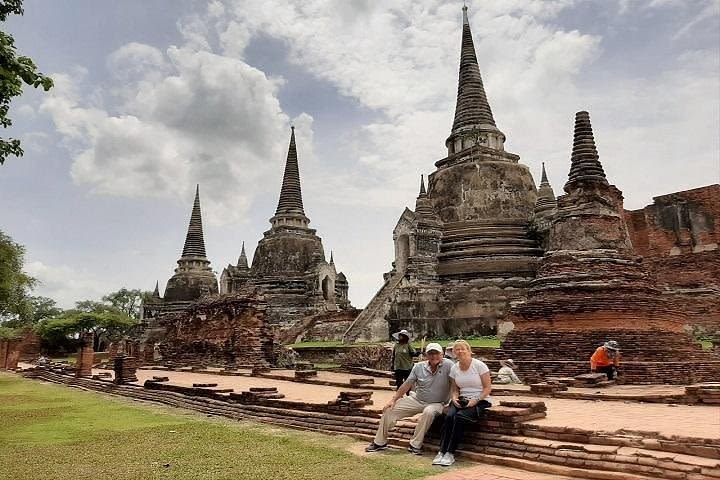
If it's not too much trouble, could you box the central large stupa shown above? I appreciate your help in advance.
[345,6,541,341]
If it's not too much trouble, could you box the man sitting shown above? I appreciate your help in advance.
[366,343,453,455]
[590,340,621,380]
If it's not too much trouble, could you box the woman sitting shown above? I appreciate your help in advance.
[433,339,492,467]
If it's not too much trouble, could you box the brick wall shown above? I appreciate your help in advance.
[625,184,720,334]
[159,293,280,367]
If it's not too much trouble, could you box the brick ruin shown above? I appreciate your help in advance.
[625,185,719,337]
[75,332,94,377]
[156,292,281,368]
[496,111,720,384]
[0,329,41,370]
[344,7,719,350]
[219,127,353,332]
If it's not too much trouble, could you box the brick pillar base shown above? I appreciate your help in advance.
[75,333,94,377]
[113,355,138,384]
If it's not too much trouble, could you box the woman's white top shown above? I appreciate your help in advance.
[450,358,492,404]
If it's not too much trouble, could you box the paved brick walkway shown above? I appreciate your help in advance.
[77,366,720,439]
[425,464,576,479]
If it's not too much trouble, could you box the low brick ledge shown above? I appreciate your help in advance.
[20,369,720,480]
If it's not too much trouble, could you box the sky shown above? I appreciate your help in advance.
[1,0,718,309]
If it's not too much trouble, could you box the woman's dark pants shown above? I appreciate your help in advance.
[439,401,492,454]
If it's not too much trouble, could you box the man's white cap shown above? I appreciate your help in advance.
[425,342,443,353]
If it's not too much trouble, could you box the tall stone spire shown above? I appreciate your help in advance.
[565,111,608,192]
[270,127,310,229]
[275,126,305,215]
[163,185,218,302]
[237,241,249,269]
[415,174,437,219]
[152,280,160,298]
[535,162,557,219]
[446,4,505,153]
[181,185,208,258]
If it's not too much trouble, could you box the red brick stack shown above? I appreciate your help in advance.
[328,391,374,411]
[685,383,720,404]
[112,354,138,384]
[75,333,94,378]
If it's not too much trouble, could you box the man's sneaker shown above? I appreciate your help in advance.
[407,445,423,455]
[365,442,387,452]
[439,452,456,466]
[432,452,444,465]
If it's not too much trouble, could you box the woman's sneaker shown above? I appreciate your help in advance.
[432,452,444,465]
[365,442,387,452]
[439,453,455,466]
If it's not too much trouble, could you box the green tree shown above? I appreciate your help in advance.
[0,230,36,322]
[102,288,150,320]
[0,325,21,340]
[3,295,61,328]
[37,301,137,351]
[0,0,53,165]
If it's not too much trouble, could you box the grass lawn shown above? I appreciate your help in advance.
[292,337,501,349]
[0,373,437,480]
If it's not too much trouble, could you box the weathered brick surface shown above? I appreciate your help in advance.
[75,333,94,377]
[624,185,720,335]
[158,293,280,368]
[502,175,720,384]
[0,329,41,369]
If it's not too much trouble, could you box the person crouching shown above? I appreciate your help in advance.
[590,340,621,380]
[366,343,452,455]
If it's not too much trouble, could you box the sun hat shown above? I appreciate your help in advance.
[500,359,516,369]
[392,329,413,341]
[425,343,443,353]
[604,340,620,351]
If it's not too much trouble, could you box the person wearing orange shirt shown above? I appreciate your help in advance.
[590,340,621,380]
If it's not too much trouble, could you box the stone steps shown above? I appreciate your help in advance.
[438,245,544,258]
[441,237,539,248]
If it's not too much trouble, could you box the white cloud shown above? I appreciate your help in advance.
[24,260,112,309]
[16,104,35,118]
[214,0,600,208]
[21,132,48,154]
[41,42,304,225]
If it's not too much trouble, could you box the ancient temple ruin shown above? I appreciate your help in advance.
[497,111,720,384]
[218,127,355,340]
[345,5,541,341]
[142,185,219,320]
[345,5,719,345]
[139,128,357,357]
